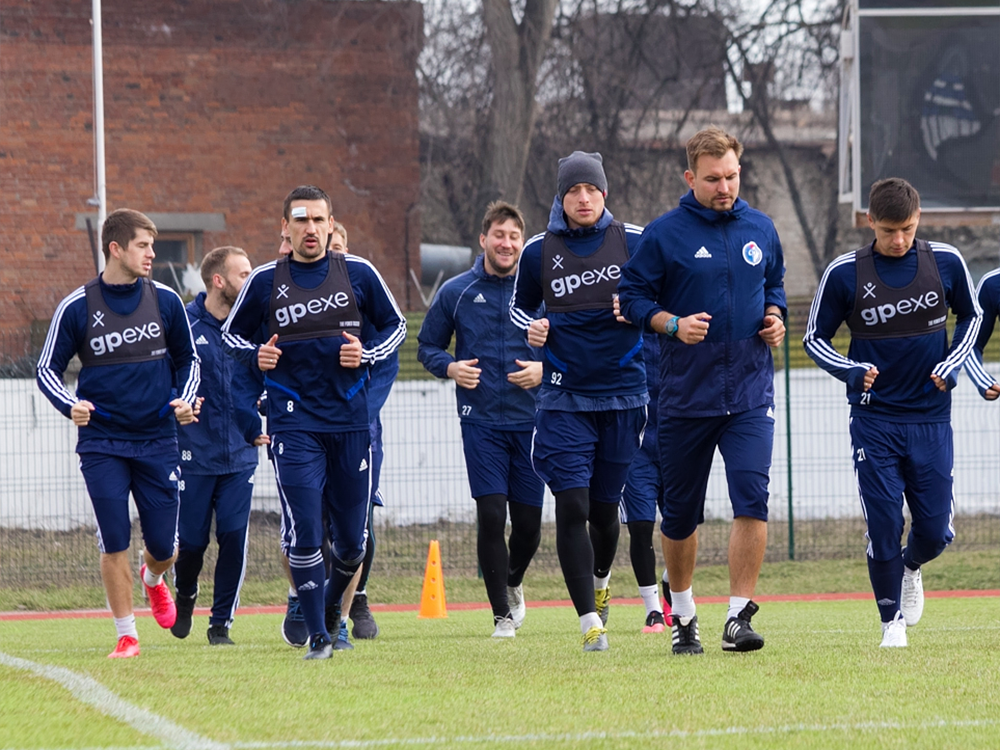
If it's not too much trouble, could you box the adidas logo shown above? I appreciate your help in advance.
[195,335,209,345]
[694,246,712,259]
[877,598,896,606]
[168,471,178,481]
[359,458,368,472]
[298,580,319,591]
[248,475,255,484]
[473,293,487,304]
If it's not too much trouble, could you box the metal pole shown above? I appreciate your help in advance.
[92,0,107,273]
[784,314,794,560]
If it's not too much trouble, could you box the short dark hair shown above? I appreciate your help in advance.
[868,178,920,223]
[101,208,157,260]
[283,185,332,221]
[686,126,743,173]
[481,200,525,237]
[200,246,248,288]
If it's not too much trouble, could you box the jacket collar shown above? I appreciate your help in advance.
[188,291,223,329]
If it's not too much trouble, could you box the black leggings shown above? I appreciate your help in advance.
[476,494,542,619]
[627,520,657,588]
[555,487,620,616]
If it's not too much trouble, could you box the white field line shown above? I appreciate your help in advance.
[0,651,228,750]
[5,719,999,750]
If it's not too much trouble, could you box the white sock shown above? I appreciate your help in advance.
[670,587,695,620]
[639,585,660,615]
[288,586,298,598]
[142,567,162,588]
[594,574,610,591]
[114,614,138,639]
[661,571,669,586]
[579,612,603,634]
[728,596,750,620]
[903,565,920,577]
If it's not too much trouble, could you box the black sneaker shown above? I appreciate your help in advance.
[350,593,379,640]
[281,595,307,648]
[303,633,332,660]
[170,588,198,639]
[207,624,235,645]
[722,601,764,652]
[661,581,672,610]
[671,614,704,655]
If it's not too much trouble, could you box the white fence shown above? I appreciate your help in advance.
[4,367,998,530]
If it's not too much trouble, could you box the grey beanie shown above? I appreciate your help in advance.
[557,151,607,199]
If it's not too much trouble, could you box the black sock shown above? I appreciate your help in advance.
[507,501,542,588]
[476,494,511,619]
[589,499,620,580]
[555,487,595,616]
[627,520,657,588]
[172,543,206,599]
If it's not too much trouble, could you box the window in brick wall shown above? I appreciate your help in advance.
[152,232,198,295]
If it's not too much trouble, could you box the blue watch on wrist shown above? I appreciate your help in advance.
[665,315,680,337]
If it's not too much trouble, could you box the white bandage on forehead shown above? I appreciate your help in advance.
[290,206,308,219]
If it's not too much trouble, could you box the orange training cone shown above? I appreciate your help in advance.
[418,539,447,618]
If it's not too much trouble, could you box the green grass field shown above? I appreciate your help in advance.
[3,596,1000,750]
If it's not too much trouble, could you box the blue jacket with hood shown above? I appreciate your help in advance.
[510,197,647,412]
[418,254,540,428]
[618,191,786,418]
[180,293,263,475]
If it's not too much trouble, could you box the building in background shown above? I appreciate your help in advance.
[0,0,423,355]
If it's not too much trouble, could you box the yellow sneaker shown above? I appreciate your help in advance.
[594,586,611,626]
[582,625,608,652]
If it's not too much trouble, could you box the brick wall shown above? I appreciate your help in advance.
[0,0,423,334]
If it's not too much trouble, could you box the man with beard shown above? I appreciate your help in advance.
[171,246,269,646]
[223,185,406,660]
[419,201,544,638]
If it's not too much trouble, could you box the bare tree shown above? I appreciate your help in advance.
[474,0,560,227]
[720,0,845,280]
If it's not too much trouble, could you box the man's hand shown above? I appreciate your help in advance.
[677,313,711,345]
[527,318,550,347]
[253,434,271,446]
[508,359,542,389]
[447,358,481,389]
[340,332,363,369]
[70,400,95,426]
[986,384,1000,401]
[193,396,204,417]
[172,398,197,425]
[258,334,281,371]
[929,374,947,393]
[613,295,630,324]
[863,366,879,392]
[759,313,786,347]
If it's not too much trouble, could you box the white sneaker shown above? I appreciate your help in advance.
[900,567,924,626]
[880,612,908,648]
[507,585,525,629]
[491,615,516,638]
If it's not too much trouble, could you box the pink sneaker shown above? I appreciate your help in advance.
[642,610,666,633]
[108,635,140,659]
[141,564,177,629]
